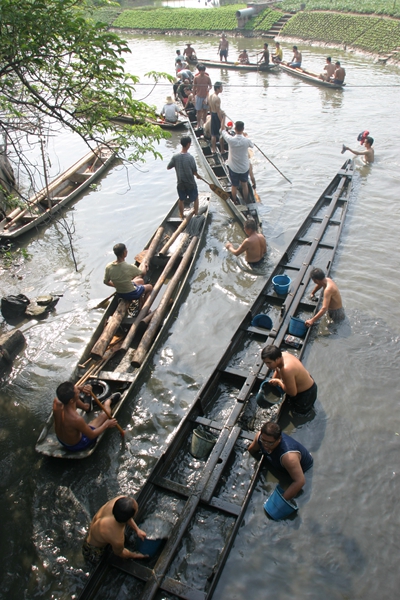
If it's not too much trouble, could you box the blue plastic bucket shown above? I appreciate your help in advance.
[272,275,291,295]
[288,316,307,337]
[264,485,298,520]
[251,314,273,329]
[137,538,165,557]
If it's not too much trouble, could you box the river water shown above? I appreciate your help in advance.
[1,34,399,600]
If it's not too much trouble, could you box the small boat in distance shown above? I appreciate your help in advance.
[279,62,346,89]
[0,143,116,241]
[35,194,210,459]
[196,58,278,72]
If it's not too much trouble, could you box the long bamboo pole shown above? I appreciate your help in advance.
[159,210,194,255]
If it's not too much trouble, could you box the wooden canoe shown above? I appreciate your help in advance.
[35,194,210,459]
[0,144,116,241]
[184,105,262,232]
[77,160,354,600]
[111,114,188,130]
[197,58,278,72]
[279,62,346,89]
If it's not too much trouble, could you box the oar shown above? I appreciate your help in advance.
[91,292,115,310]
[89,391,125,438]
[253,143,292,185]
[197,174,230,200]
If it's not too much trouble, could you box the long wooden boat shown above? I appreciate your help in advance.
[184,106,262,231]
[78,160,354,599]
[111,114,188,130]
[197,58,278,72]
[35,194,210,459]
[0,144,116,241]
[279,61,346,89]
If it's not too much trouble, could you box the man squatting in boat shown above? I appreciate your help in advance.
[53,382,118,452]
[289,46,302,68]
[305,267,345,327]
[261,345,318,415]
[225,219,266,268]
[83,496,148,563]
[247,421,313,501]
[104,243,153,308]
[167,135,201,219]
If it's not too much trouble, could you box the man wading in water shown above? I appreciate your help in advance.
[225,219,266,268]
[305,267,345,326]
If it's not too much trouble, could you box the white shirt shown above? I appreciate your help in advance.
[221,131,254,174]
[162,103,178,122]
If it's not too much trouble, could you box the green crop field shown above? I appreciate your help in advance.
[281,11,400,53]
[113,5,246,31]
[243,8,282,31]
[278,0,400,19]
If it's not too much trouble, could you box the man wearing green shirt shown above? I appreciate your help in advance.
[104,243,152,307]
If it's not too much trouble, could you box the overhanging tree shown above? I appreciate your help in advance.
[0,0,170,194]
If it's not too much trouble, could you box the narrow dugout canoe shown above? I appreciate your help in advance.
[0,144,116,241]
[279,61,346,89]
[197,58,278,72]
[35,194,210,459]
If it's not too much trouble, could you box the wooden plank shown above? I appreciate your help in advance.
[208,497,241,517]
[152,476,190,498]
[161,577,206,600]
[201,427,241,503]
[97,370,137,383]
[109,555,153,581]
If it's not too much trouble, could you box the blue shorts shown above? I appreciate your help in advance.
[118,285,145,300]
[228,167,249,187]
[57,426,96,452]
[177,183,198,203]
[211,112,221,138]
[195,96,208,111]
[289,62,301,68]
[220,50,228,59]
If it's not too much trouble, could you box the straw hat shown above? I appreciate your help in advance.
[165,96,174,104]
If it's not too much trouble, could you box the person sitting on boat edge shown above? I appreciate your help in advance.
[104,243,152,308]
[289,46,302,68]
[343,136,374,164]
[225,219,266,268]
[167,135,200,219]
[83,496,148,564]
[319,56,335,82]
[261,345,317,415]
[53,382,118,452]
[247,421,313,501]
[238,49,250,64]
[220,118,253,203]
[272,41,282,64]
[258,43,269,66]
[305,267,345,327]
[161,96,180,124]
[330,60,346,85]
[183,43,196,62]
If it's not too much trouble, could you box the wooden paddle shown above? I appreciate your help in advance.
[90,391,125,438]
[197,175,230,200]
[91,292,115,310]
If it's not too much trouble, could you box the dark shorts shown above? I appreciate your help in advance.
[328,307,345,322]
[177,183,198,203]
[333,79,344,85]
[82,535,107,564]
[118,285,145,301]
[211,112,221,138]
[287,381,317,415]
[228,167,249,187]
[220,49,228,59]
[248,256,265,268]
[57,426,96,452]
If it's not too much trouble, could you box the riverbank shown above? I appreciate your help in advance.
[95,4,400,63]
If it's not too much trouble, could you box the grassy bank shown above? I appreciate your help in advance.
[279,0,400,19]
[281,11,400,54]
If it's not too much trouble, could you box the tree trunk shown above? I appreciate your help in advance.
[159,209,194,255]
[90,299,130,358]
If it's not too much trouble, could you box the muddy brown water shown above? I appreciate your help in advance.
[1,34,400,599]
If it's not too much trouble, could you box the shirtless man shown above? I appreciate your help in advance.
[193,64,212,128]
[261,345,318,415]
[331,60,345,84]
[238,49,250,64]
[183,43,196,61]
[208,82,225,153]
[218,33,229,62]
[319,56,335,81]
[343,136,374,164]
[248,421,313,501]
[83,496,148,563]
[53,381,118,452]
[259,43,269,65]
[289,46,302,68]
[305,267,345,326]
[225,219,266,267]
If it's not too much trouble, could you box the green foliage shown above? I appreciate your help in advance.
[278,0,400,19]
[0,0,170,178]
[113,5,246,31]
[281,11,400,53]
[243,8,283,31]
[90,6,123,25]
